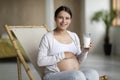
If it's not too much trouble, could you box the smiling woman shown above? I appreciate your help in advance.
[37,6,99,80]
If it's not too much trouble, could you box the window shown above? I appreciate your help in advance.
[112,0,120,26]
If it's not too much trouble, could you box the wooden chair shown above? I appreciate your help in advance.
[5,25,108,80]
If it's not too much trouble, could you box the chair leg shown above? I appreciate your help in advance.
[17,56,22,80]
[99,75,108,80]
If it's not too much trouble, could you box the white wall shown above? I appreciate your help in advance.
[45,0,54,31]
[110,27,120,56]
[85,0,110,54]
[0,0,45,37]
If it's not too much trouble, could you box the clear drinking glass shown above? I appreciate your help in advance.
[83,33,91,48]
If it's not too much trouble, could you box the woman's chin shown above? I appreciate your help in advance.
[60,27,67,30]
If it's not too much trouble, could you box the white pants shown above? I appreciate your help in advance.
[44,68,99,80]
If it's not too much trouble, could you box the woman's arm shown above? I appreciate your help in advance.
[37,35,66,67]
[74,33,88,64]
[77,49,88,64]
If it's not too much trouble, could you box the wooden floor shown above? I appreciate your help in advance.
[0,53,120,80]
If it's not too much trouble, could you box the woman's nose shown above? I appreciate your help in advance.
[62,18,66,23]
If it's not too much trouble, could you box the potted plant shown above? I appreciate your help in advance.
[91,9,116,55]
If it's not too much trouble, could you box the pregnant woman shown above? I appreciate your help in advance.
[37,6,99,80]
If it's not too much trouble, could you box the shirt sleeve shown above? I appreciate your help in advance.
[37,34,65,67]
[74,33,88,64]
[77,50,88,64]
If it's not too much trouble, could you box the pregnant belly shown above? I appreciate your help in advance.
[57,57,80,71]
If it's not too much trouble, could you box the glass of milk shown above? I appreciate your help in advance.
[83,33,91,48]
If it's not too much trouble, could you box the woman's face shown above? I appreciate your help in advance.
[55,11,71,30]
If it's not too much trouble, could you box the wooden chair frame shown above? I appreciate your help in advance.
[5,24,108,80]
[5,25,49,80]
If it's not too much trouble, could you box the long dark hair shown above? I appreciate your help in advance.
[54,6,72,19]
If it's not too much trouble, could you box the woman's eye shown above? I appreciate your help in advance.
[66,17,70,20]
[57,16,71,20]
[57,16,63,19]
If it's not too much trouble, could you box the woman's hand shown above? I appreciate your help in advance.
[57,52,80,71]
[64,52,75,59]
[82,42,92,52]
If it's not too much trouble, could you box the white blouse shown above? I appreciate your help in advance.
[37,31,88,75]
[51,38,77,55]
